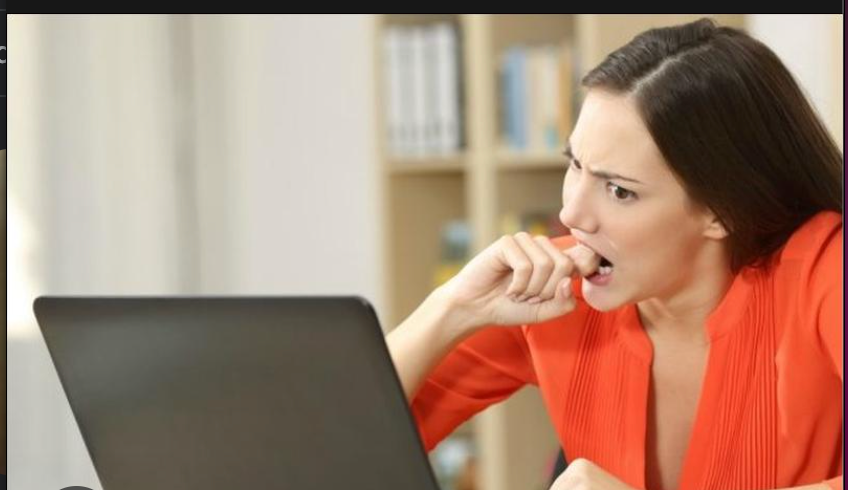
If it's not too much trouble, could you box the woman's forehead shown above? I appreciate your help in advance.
[570,91,669,179]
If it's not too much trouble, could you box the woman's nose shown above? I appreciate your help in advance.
[559,187,599,234]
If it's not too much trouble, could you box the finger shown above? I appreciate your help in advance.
[532,236,575,302]
[563,244,602,278]
[512,232,555,300]
[557,458,589,490]
[534,276,577,319]
[550,468,570,490]
[497,234,533,297]
[551,457,590,490]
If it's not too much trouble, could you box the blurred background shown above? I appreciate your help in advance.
[6,14,843,490]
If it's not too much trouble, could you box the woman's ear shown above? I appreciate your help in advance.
[703,214,729,240]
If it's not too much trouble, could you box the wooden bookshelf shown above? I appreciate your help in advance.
[374,14,745,490]
[387,156,467,175]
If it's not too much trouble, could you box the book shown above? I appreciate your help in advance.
[382,23,463,158]
[435,22,461,154]
[500,43,574,154]
[383,26,404,155]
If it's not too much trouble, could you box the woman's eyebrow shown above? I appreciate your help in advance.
[563,144,646,185]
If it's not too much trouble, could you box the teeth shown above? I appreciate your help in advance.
[598,266,613,276]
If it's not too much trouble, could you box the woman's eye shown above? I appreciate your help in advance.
[568,158,581,170]
[608,183,636,201]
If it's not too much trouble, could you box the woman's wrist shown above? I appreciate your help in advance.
[424,284,482,345]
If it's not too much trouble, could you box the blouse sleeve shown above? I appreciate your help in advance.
[800,218,843,380]
[795,215,842,490]
[410,325,537,451]
[410,233,579,451]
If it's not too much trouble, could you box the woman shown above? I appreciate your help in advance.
[388,18,842,490]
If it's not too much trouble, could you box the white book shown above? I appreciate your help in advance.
[528,46,564,153]
[540,46,562,151]
[435,23,461,154]
[558,42,575,141]
[383,27,404,156]
[397,28,415,156]
[409,26,428,157]
[422,25,440,155]
[528,48,546,153]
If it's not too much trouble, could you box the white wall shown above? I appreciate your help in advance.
[9,15,186,490]
[190,15,382,309]
[748,14,843,149]
[8,14,380,490]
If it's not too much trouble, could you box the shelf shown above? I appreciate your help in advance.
[496,149,567,171]
[497,169,566,224]
[385,174,466,328]
[387,155,467,175]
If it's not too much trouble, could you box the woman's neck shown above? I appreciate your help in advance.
[637,245,734,344]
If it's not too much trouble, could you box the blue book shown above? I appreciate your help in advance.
[504,47,528,151]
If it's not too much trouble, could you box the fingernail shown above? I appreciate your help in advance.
[527,296,542,304]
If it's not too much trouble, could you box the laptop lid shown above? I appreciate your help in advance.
[33,296,440,490]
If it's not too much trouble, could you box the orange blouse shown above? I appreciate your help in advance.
[411,211,843,490]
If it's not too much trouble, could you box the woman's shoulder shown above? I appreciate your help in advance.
[764,211,842,308]
[775,210,842,265]
[766,212,842,375]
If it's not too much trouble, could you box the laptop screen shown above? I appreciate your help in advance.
[34,296,440,490]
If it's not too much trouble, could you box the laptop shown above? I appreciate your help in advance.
[33,296,441,490]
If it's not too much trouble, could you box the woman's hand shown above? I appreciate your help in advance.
[438,231,601,332]
[550,459,637,490]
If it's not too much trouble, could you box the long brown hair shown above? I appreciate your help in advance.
[583,18,843,271]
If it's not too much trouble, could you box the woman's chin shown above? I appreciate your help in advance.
[581,281,626,312]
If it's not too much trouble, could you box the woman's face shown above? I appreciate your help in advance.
[560,90,724,311]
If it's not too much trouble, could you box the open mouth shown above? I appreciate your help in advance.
[586,255,614,284]
[573,238,615,281]
[597,256,614,275]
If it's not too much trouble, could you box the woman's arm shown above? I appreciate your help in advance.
[386,232,598,402]
[386,286,475,402]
